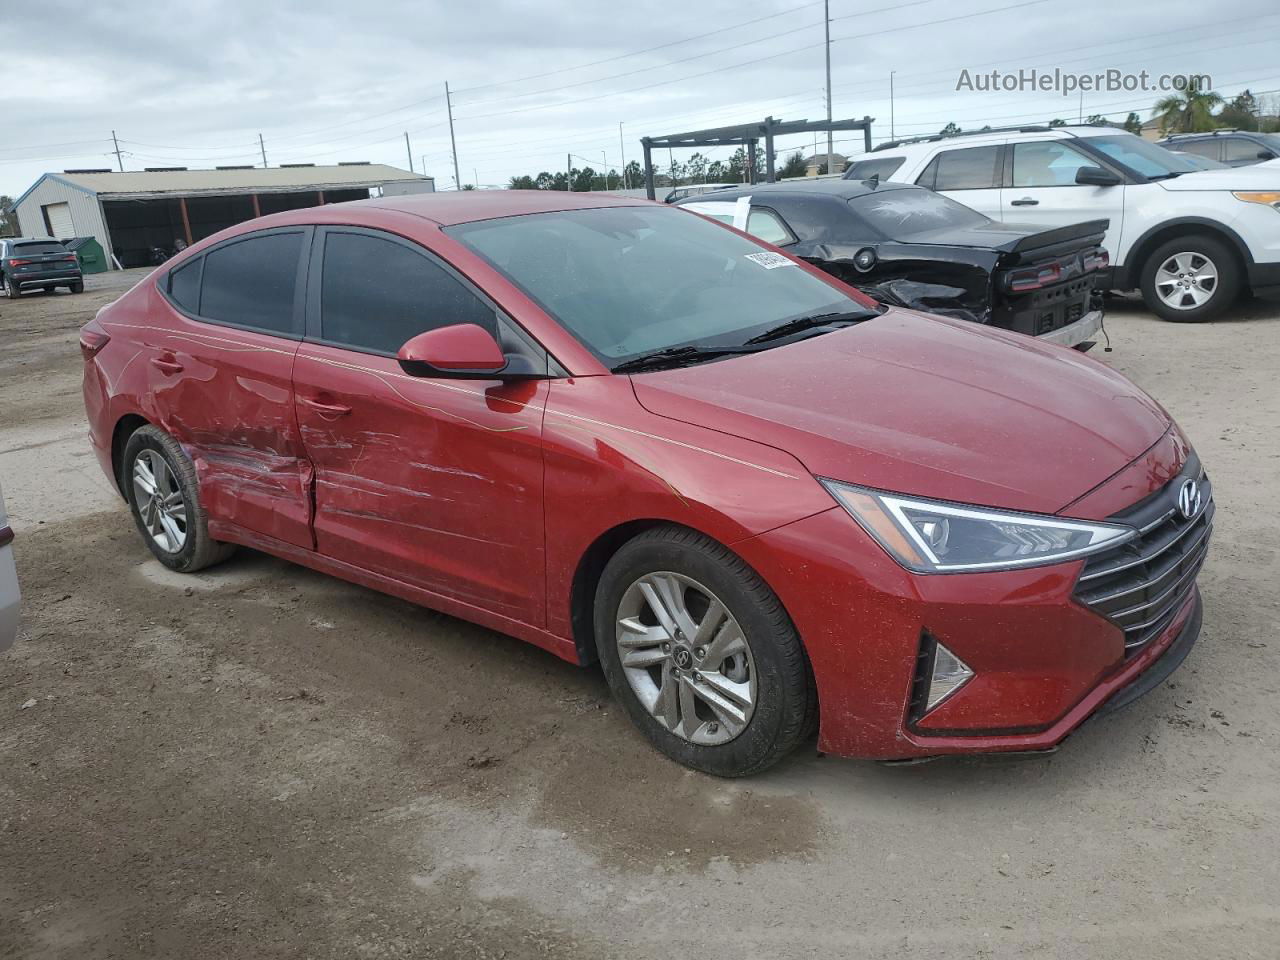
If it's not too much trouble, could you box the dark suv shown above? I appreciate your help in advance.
[1157,130,1280,167]
[1,238,84,298]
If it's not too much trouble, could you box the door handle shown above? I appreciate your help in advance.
[299,396,352,419]
[1010,197,1040,206]
[150,355,184,374]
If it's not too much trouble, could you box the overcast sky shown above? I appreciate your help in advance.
[4,0,1278,197]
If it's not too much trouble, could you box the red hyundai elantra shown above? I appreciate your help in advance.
[80,191,1211,776]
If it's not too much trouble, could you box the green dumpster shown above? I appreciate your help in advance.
[61,236,107,274]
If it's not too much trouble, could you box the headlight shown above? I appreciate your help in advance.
[1232,191,1280,211]
[820,480,1135,574]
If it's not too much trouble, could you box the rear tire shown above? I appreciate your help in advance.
[123,425,235,573]
[1140,234,1241,322]
[594,525,813,777]
[70,280,84,294]
[3,275,20,298]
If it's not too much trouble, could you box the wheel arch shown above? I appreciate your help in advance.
[1118,218,1252,290]
[110,412,152,499]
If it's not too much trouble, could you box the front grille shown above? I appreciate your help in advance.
[1074,457,1213,656]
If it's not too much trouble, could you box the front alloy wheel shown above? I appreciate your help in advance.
[615,572,756,746]
[1154,251,1218,311]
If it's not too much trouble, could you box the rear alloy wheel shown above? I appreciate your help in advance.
[123,425,235,572]
[1140,235,1240,322]
[595,526,813,776]
[3,276,19,298]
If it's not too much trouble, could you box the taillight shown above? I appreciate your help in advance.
[80,328,111,361]
[1006,262,1062,293]
[8,258,31,267]
[61,254,79,262]
[1085,249,1110,272]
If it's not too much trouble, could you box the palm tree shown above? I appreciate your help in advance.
[1153,78,1224,135]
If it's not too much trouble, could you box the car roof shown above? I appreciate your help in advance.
[1159,129,1263,141]
[870,124,1131,155]
[361,189,654,226]
[677,178,918,204]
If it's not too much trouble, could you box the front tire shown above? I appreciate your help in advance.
[1140,234,1241,322]
[123,425,235,572]
[594,526,813,777]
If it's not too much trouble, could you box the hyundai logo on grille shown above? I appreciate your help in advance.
[1177,478,1202,520]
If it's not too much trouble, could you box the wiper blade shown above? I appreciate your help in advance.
[743,310,872,345]
[611,344,760,374]
[1149,172,1183,180]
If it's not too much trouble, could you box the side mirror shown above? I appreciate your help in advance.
[397,324,509,379]
[1075,166,1122,187]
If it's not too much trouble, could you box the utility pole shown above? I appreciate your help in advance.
[824,0,833,171]
[405,132,414,173]
[1078,90,1084,124]
[111,130,124,172]
[445,81,461,191]
[890,71,896,141]
[258,133,268,168]
[619,122,628,188]
[602,151,608,190]
[567,153,572,191]
[421,155,428,177]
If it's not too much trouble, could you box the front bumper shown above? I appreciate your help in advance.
[735,449,1206,760]
[1038,308,1103,348]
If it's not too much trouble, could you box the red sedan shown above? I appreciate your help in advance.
[80,191,1211,776]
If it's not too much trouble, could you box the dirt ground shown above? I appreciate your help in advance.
[1,270,1278,960]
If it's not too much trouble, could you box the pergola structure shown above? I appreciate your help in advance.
[640,115,875,200]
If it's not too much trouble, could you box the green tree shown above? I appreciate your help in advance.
[1217,89,1260,131]
[1123,112,1143,134]
[623,160,643,188]
[686,152,709,183]
[726,147,764,183]
[1048,118,1068,127]
[778,151,807,179]
[705,160,726,183]
[508,175,537,190]
[1153,77,1223,134]
[940,122,962,135]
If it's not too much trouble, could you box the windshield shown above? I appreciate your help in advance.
[448,205,867,365]
[1087,134,1198,178]
[849,188,990,239]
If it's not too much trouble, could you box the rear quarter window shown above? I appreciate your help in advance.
[918,145,1002,191]
[167,258,202,313]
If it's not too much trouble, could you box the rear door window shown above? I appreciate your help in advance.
[1175,139,1221,161]
[199,232,304,335]
[918,146,1001,190]
[318,230,497,355]
[845,157,905,181]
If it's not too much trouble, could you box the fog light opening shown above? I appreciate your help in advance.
[926,640,974,712]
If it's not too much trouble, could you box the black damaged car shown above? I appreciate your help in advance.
[675,179,1109,349]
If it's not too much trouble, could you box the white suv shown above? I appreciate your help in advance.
[848,125,1280,322]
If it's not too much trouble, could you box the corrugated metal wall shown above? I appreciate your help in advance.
[15,177,114,268]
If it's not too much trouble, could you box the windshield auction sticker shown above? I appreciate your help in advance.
[744,252,795,269]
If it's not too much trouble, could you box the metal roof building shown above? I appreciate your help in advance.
[13,163,433,268]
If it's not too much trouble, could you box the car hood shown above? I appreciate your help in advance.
[1157,166,1280,191]
[631,309,1171,515]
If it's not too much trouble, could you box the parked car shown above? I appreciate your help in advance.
[848,124,1280,322]
[81,192,1211,775]
[1158,129,1280,168]
[0,237,84,297]
[1172,151,1228,171]
[0,484,19,654]
[677,179,1108,348]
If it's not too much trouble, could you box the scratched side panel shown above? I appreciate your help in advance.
[293,344,548,626]
[540,375,834,640]
[103,284,312,548]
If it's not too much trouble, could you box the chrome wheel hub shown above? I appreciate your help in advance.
[132,449,187,553]
[1155,251,1218,310]
[615,572,757,746]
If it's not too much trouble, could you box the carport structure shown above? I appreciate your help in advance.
[640,116,875,200]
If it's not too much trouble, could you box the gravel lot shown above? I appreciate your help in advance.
[2,270,1278,959]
